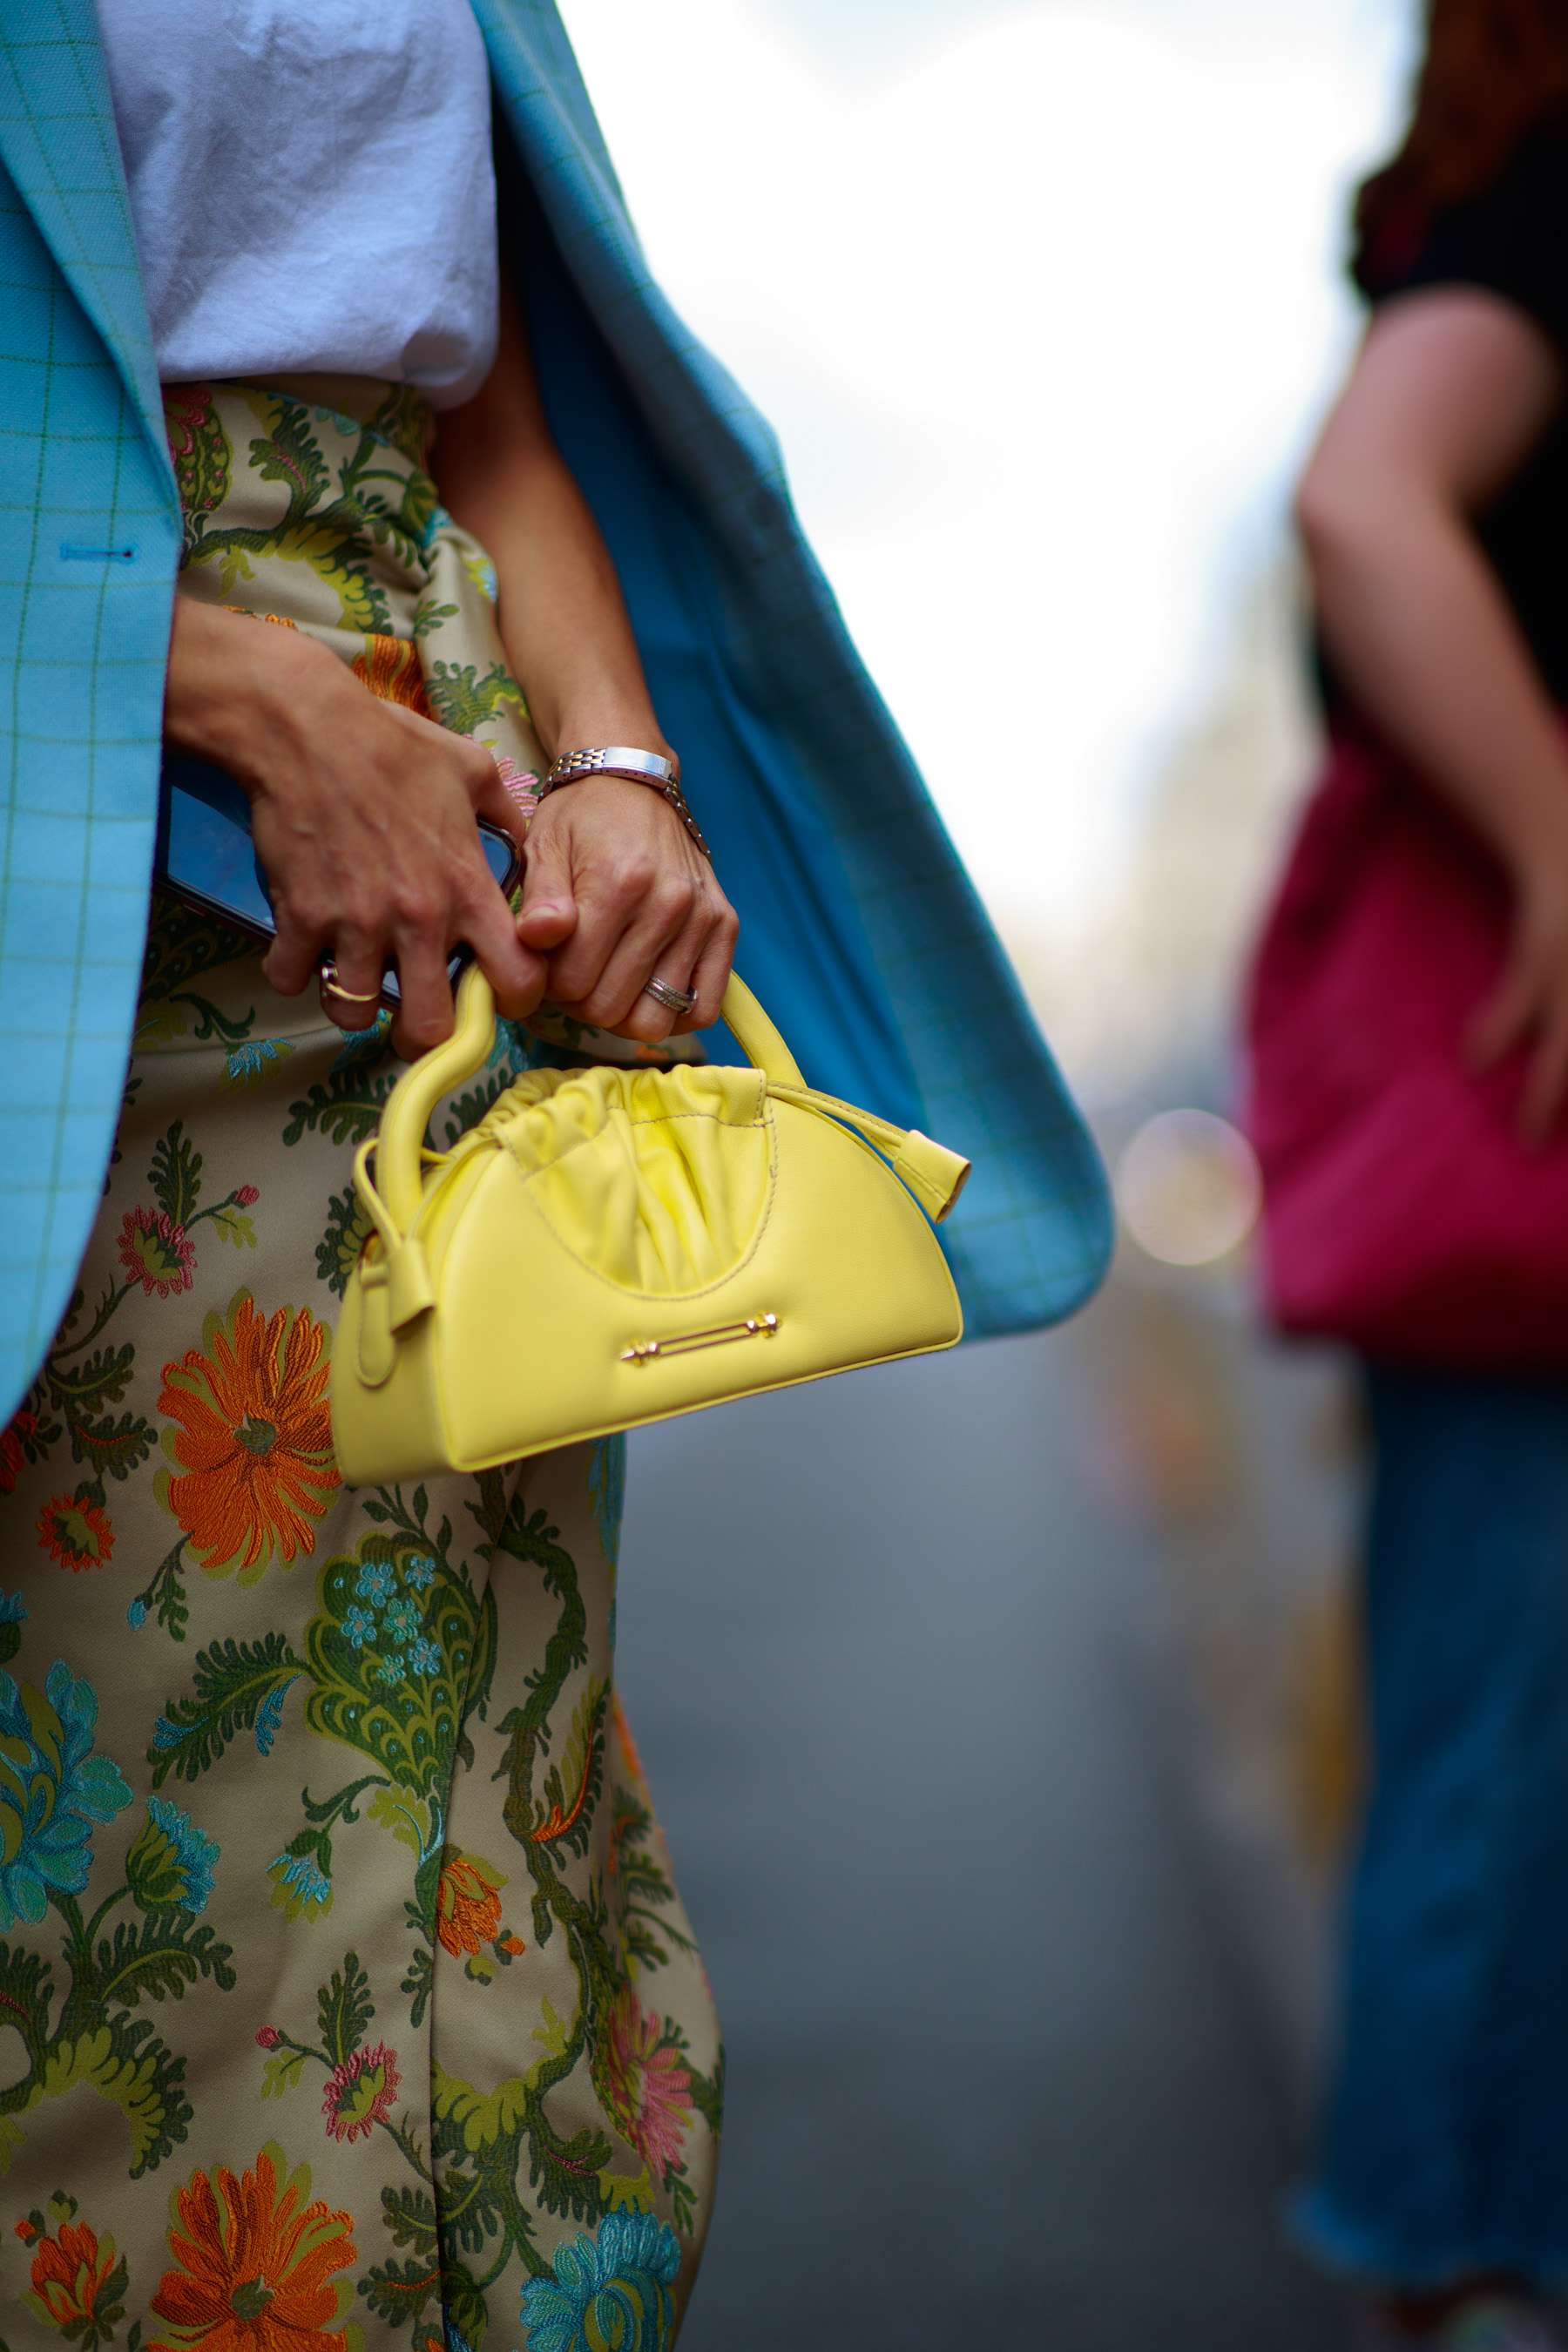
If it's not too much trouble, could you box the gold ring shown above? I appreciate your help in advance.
[319,961,383,1009]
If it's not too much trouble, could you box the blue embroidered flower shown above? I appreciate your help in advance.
[126,1598,147,1630]
[409,1637,443,1678]
[382,1596,421,1645]
[355,1562,395,1605]
[342,1605,376,1650]
[520,2212,680,2352]
[403,1554,436,1592]
[375,1654,407,1686]
[126,1796,220,1916]
[221,1036,292,1089]
[0,1594,26,1627]
[0,1663,134,1930]
[267,1847,332,1920]
[330,1017,391,1075]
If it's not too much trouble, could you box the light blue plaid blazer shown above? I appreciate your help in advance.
[0,0,1111,1425]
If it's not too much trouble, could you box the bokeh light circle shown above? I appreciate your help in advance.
[1115,1109,1263,1267]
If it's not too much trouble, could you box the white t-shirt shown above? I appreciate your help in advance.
[97,0,500,407]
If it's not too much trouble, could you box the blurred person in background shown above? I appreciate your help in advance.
[1247,2,1568,2346]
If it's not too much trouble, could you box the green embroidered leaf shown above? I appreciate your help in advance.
[315,1187,370,1300]
[86,1914,238,2014]
[68,1411,155,1486]
[380,2182,438,2252]
[401,1943,433,2031]
[317,1950,374,2067]
[210,1207,258,1251]
[531,2123,617,2223]
[246,398,331,514]
[46,1345,135,1413]
[423,659,524,735]
[0,1940,57,2080]
[261,2049,308,2100]
[150,1634,301,1785]
[168,992,256,1045]
[129,1540,190,1645]
[149,1120,202,1231]
[430,2063,531,2153]
[686,2047,726,2139]
[30,2017,193,2177]
[283,1069,396,1150]
[411,599,459,639]
[358,2258,443,2328]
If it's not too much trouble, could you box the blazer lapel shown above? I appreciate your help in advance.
[0,0,167,476]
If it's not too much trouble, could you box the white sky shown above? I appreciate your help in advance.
[556,0,1413,931]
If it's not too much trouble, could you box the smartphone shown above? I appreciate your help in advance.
[155,754,523,1006]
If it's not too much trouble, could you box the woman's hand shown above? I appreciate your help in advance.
[515,777,738,1039]
[164,599,540,1058]
[1465,816,1568,1144]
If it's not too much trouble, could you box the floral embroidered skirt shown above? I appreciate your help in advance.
[0,382,720,2351]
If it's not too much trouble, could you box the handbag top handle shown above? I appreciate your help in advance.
[375,967,806,1231]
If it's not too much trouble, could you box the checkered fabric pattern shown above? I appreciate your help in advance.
[0,0,1110,1429]
[0,0,179,1426]
[480,0,1112,1334]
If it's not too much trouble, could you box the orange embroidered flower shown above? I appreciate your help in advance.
[352,634,431,717]
[157,1291,339,1580]
[149,2145,355,2352]
[0,1409,36,1497]
[434,1848,507,1957]
[37,1492,114,1571]
[26,2218,124,2337]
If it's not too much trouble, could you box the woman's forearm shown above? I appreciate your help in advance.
[1305,491,1568,874]
[431,287,672,766]
[441,441,671,762]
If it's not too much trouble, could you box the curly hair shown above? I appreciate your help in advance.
[1354,0,1568,288]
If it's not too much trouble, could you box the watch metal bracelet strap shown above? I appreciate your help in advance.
[543,745,713,862]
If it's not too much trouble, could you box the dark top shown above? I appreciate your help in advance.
[1330,125,1568,710]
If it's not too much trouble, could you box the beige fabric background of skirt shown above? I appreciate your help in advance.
[0,383,720,2352]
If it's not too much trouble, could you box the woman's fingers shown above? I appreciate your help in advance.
[519,781,738,1040]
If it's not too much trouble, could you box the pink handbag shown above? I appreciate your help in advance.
[1243,730,1568,1368]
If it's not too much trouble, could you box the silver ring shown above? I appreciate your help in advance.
[643,976,699,1016]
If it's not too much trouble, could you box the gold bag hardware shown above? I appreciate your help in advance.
[331,967,970,1486]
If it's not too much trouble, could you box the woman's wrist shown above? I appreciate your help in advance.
[164,598,342,787]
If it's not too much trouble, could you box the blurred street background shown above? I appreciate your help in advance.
[564,0,1419,2341]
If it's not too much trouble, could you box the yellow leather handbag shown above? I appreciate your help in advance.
[331,966,970,1486]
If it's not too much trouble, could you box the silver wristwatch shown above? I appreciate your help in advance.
[543,746,712,861]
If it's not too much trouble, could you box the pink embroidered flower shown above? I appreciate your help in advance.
[254,2025,282,2049]
[321,2040,401,2142]
[118,1206,195,1299]
[235,1185,260,1208]
[492,753,541,819]
[603,1990,693,2179]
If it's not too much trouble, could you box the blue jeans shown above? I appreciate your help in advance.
[1294,1364,1568,2288]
